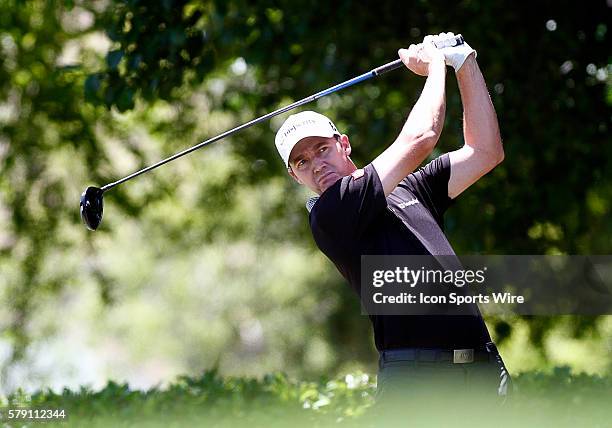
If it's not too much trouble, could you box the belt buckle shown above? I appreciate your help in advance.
[453,349,474,364]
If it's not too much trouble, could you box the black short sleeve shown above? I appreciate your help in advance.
[309,163,387,241]
[401,154,453,223]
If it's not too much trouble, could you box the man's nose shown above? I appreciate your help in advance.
[312,157,325,175]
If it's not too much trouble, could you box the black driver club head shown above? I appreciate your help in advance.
[80,186,104,231]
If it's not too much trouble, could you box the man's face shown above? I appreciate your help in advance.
[287,134,355,195]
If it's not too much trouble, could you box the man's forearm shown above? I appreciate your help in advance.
[398,59,447,149]
[373,42,448,196]
[456,56,503,161]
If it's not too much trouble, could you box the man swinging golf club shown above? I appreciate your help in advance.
[275,33,510,403]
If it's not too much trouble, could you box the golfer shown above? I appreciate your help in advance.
[275,33,510,402]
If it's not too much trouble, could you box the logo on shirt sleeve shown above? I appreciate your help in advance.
[398,198,419,208]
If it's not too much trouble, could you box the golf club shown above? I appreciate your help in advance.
[80,35,465,230]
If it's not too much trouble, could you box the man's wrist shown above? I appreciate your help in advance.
[428,57,446,74]
[453,51,477,73]
[456,53,478,78]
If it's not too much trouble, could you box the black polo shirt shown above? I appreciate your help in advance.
[309,154,492,351]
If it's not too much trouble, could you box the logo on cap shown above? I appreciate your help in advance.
[274,111,341,167]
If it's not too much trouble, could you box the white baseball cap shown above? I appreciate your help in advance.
[274,111,341,167]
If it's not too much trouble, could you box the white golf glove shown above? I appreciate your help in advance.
[431,32,476,72]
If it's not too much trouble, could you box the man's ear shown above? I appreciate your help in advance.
[288,167,303,184]
[339,134,352,157]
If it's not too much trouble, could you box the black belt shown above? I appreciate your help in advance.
[380,342,499,365]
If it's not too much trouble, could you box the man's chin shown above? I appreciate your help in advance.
[317,175,340,194]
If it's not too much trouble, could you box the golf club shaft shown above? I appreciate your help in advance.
[100,34,465,191]
[100,60,404,192]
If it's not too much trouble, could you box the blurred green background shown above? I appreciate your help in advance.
[0,0,610,395]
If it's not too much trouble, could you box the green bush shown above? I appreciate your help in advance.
[1,368,609,427]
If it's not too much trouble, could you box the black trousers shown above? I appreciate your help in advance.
[376,345,512,407]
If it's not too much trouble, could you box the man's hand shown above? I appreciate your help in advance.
[432,32,477,72]
[398,36,445,76]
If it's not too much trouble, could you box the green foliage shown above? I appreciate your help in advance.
[4,371,375,427]
[0,0,108,362]
[2,370,610,427]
